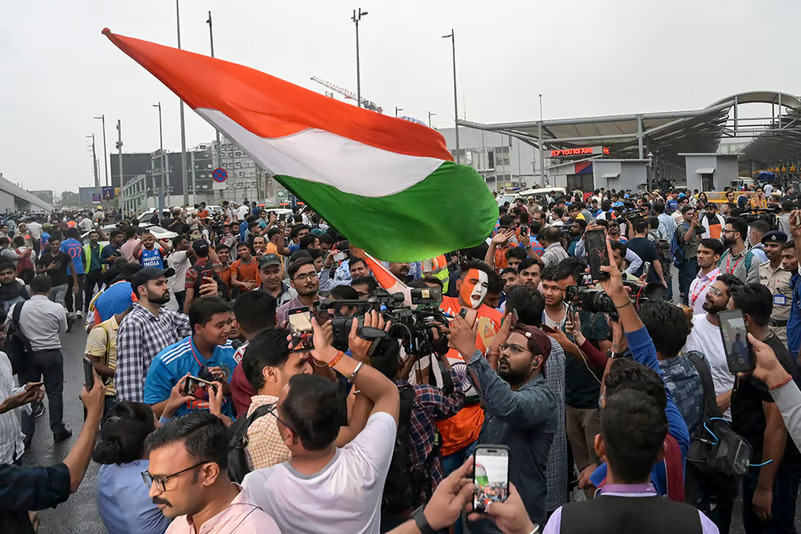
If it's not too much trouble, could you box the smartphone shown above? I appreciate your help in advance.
[473,445,510,513]
[83,357,95,391]
[643,261,651,280]
[459,308,468,319]
[584,229,608,281]
[184,375,218,401]
[519,225,529,236]
[288,306,314,351]
[333,251,347,262]
[511,308,519,323]
[718,309,755,373]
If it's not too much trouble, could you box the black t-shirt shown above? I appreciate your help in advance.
[37,251,70,286]
[731,333,801,467]
[625,237,659,281]
[564,310,606,408]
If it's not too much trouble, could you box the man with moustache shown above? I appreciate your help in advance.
[688,239,724,316]
[144,412,280,533]
[388,262,412,283]
[437,261,503,481]
[276,258,323,326]
[758,231,792,344]
[719,217,760,285]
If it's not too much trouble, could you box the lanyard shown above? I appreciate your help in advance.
[725,253,744,274]
[691,272,718,305]
[190,339,211,369]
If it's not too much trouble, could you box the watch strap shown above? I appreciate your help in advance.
[412,505,436,534]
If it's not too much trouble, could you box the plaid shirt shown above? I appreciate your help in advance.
[395,368,465,502]
[544,340,567,512]
[245,395,292,470]
[115,304,190,402]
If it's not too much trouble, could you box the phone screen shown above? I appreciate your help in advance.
[184,376,217,401]
[83,357,95,391]
[473,445,510,513]
[288,307,314,351]
[718,310,754,373]
[585,229,608,281]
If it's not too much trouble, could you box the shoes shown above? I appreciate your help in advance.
[32,401,45,418]
[76,310,84,319]
[23,435,32,450]
[66,315,76,333]
[53,428,72,443]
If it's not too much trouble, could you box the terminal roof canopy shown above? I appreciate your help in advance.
[459,91,801,165]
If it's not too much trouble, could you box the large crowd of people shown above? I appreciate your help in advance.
[1,185,801,533]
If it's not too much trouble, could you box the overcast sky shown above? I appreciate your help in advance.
[2,0,798,195]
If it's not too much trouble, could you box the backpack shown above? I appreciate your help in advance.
[685,352,752,500]
[227,404,272,483]
[4,301,32,375]
[191,261,229,300]
[649,229,671,264]
[671,223,688,268]
[382,386,424,515]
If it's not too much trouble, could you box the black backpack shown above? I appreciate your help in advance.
[227,404,272,483]
[685,352,752,500]
[382,386,422,515]
[4,301,31,375]
[191,262,229,300]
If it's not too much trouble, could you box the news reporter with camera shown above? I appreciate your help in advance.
[588,237,690,499]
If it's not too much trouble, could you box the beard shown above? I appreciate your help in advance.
[147,288,171,305]
[702,300,726,314]
[498,362,528,387]
[723,236,736,246]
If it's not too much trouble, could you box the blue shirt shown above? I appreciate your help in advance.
[94,281,134,323]
[666,199,678,214]
[60,238,85,275]
[97,460,171,534]
[144,336,237,418]
[139,247,165,269]
[789,273,801,359]
[239,220,248,242]
[101,243,120,265]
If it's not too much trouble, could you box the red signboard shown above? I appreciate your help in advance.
[550,146,610,158]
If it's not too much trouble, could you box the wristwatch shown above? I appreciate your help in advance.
[607,349,630,359]
[412,505,436,534]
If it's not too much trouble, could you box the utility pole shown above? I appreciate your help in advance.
[87,134,99,188]
[539,94,546,186]
[395,106,403,118]
[351,8,368,108]
[115,120,124,192]
[442,30,460,164]
[206,10,222,175]
[428,111,436,128]
[154,102,165,215]
[94,115,109,186]
[176,0,189,206]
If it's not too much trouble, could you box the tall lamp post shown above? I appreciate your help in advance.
[428,111,436,128]
[87,135,99,188]
[538,94,546,186]
[154,102,166,215]
[395,106,403,118]
[206,10,223,176]
[115,120,124,195]
[94,115,109,186]
[176,0,189,206]
[442,30,460,164]
[351,8,368,108]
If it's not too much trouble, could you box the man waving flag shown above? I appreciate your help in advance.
[103,29,496,262]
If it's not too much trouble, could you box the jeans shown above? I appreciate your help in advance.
[742,467,801,533]
[174,290,186,313]
[678,258,699,305]
[84,269,103,312]
[441,440,478,534]
[65,273,85,313]
[49,283,67,307]
[662,261,673,301]
[19,349,66,437]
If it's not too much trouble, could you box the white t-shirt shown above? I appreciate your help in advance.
[242,412,397,534]
[236,205,250,220]
[78,218,93,232]
[167,250,191,293]
[683,313,734,420]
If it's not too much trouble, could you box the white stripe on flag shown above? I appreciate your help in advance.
[197,108,444,197]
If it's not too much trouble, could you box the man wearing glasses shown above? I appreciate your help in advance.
[142,412,280,533]
[276,258,323,326]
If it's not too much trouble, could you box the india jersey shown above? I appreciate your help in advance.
[140,247,165,269]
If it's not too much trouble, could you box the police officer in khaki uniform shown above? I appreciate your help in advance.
[759,230,792,344]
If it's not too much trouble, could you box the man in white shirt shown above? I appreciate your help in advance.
[167,236,192,312]
[236,201,251,222]
[243,313,400,534]
[684,273,744,420]
[688,239,723,315]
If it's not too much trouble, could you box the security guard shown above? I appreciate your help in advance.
[759,230,792,343]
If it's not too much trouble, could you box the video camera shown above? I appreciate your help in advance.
[618,207,648,222]
[565,281,666,320]
[319,286,450,356]
[739,206,779,228]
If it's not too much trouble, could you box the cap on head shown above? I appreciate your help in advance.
[192,240,210,255]
[761,230,788,245]
[130,267,175,294]
[258,254,282,269]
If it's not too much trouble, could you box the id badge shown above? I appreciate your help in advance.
[774,294,788,306]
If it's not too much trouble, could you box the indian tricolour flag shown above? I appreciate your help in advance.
[103,29,496,262]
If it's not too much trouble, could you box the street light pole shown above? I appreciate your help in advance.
[395,106,403,118]
[351,8,368,109]
[176,0,189,206]
[87,135,99,188]
[115,120,124,194]
[442,30,460,164]
[154,103,165,215]
[538,94,546,186]
[94,115,109,186]
[206,10,222,179]
[428,111,436,128]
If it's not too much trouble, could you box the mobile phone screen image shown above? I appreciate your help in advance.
[473,445,510,513]
[718,310,754,373]
[83,357,95,391]
[584,229,608,281]
[184,375,217,401]
[288,307,314,351]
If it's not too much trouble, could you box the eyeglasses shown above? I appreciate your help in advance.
[499,343,528,354]
[262,402,295,432]
[707,286,724,297]
[293,272,319,282]
[141,461,208,492]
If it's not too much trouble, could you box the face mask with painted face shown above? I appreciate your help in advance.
[460,268,489,309]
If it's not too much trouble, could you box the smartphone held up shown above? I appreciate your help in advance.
[718,309,754,374]
[473,445,510,513]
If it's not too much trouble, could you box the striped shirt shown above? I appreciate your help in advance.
[0,352,26,463]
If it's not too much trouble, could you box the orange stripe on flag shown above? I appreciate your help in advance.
[363,254,411,305]
[102,29,452,161]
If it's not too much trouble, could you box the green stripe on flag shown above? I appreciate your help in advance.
[276,160,497,262]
